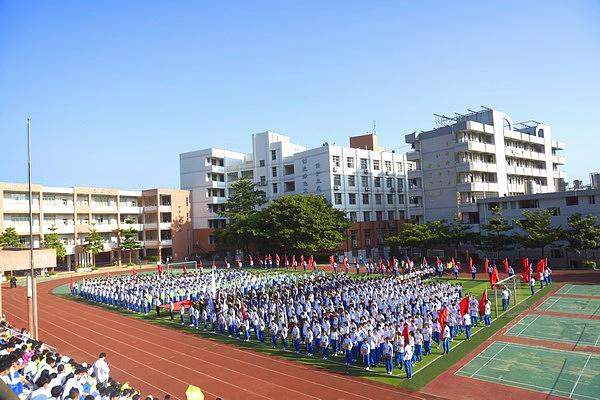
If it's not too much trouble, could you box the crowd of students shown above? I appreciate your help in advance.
[0,318,155,400]
[75,263,495,380]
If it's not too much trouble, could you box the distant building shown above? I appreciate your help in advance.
[573,179,584,190]
[590,172,600,189]
[180,132,415,260]
[0,182,192,268]
[405,107,566,230]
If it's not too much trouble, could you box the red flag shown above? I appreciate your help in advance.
[469,257,473,270]
[422,256,427,266]
[343,256,348,268]
[437,307,448,328]
[536,259,545,274]
[502,258,509,274]
[402,323,409,342]
[484,258,489,271]
[157,264,163,275]
[436,256,441,267]
[521,258,529,270]
[199,259,203,269]
[459,296,470,316]
[241,302,247,320]
[451,257,455,266]
[300,254,305,265]
[521,265,531,283]
[292,255,296,266]
[182,263,188,274]
[70,275,75,289]
[354,257,358,267]
[490,266,499,288]
[211,259,216,269]
[479,289,488,316]
[329,255,335,266]
[276,254,280,264]
[378,257,383,270]
[131,267,137,276]
[407,256,412,268]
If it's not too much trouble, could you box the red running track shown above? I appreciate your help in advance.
[2,276,441,400]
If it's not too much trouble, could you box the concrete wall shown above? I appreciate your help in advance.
[0,248,56,272]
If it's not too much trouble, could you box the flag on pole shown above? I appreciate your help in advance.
[536,259,545,274]
[438,307,448,328]
[292,254,296,268]
[436,256,442,267]
[275,254,280,267]
[479,288,488,316]
[502,258,509,274]
[490,266,499,288]
[422,256,428,266]
[521,258,529,271]
[329,255,335,267]
[469,257,473,270]
[300,254,305,266]
[198,259,203,272]
[484,258,489,271]
[521,264,531,283]
[459,296,470,316]
[451,257,456,267]
[343,256,348,269]
[182,263,188,274]
[308,255,314,269]
[132,267,137,276]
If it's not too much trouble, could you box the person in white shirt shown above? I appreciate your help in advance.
[30,376,52,400]
[403,343,413,379]
[383,338,394,375]
[484,300,492,327]
[92,353,110,386]
[442,323,451,354]
[530,276,536,296]
[463,313,472,340]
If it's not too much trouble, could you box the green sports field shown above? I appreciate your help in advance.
[537,296,600,316]
[456,341,600,400]
[557,284,600,297]
[505,314,600,348]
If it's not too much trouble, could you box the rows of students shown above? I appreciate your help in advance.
[77,266,494,380]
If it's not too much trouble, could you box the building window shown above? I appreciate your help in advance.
[259,160,265,167]
[348,193,357,205]
[347,157,355,168]
[397,178,404,189]
[284,165,294,175]
[589,196,596,205]
[375,194,382,205]
[360,158,368,169]
[386,177,393,188]
[373,160,380,170]
[334,193,342,205]
[398,194,405,204]
[361,176,369,187]
[333,174,342,186]
[385,161,392,171]
[547,207,560,216]
[208,235,216,245]
[566,196,579,206]
[271,150,277,160]
[284,181,295,192]
[272,183,278,194]
[260,176,266,185]
[388,210,395,220]
[350,229,358,244]
[363,212,371,222]
[396,162,403,173]
[348,175,356,187]
[332,155,341,167]
[387,194,394,204]
[374,177,381,187]
[550,248,562,258]
[349,212,357,223]
[376,211,383,221]
[362,194,370,205]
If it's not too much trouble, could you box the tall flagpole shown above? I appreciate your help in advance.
[27,118,39,340]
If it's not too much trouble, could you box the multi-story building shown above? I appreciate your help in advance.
[405,107,566,229]
[180,132,414,259]
[477,188,600,265]
[0,182,192,267]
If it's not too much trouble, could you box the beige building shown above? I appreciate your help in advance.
[0,182,192,268]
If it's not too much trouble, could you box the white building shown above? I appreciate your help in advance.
[405,107,566,229]
[180,131,414,259]
[477,189,600,266]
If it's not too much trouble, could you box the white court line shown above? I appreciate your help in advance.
[470,342,510,378]
[539,296,562,312]
[514,314,542,337]
[453,340,498,376]
[594,332,600,348]
[467,373,599,400]
[570,353,592,398]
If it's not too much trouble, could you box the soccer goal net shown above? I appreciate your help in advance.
[166,261,198,274]
[491,274,525,317]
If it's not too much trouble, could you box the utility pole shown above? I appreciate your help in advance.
[27,118,39,340]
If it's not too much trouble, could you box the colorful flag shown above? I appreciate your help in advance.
[438,307,448,328]
[343,256,348,268]
[521,258,529,271]
[308,255,314,269]
[422,256,428,266]
[521,265,531,283]
[329,255,335,266]
[436,256,442,267]
[536,259,545,274]
[459,296,470,316]
[479,289,488,316]
[182,263,188,274]
[490,266,499,288]
[275,254,280,266]
[469,257,473,270]
[502,258,509,274]
[484,258,489,271]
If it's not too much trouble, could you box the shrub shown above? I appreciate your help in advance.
[577,261,597,270]
[127,262,135,267]
[90,265,98,271]
[48,271,57,276]
[142,256,161,262]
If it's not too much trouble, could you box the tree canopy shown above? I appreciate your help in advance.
[118,218,142,263]
[514,209,562,255]
[42,225,66,261]
[82,223,104,266]
[480,206,515,258]
[564,213,600,260]
[218,178,266,220]
[0,227,23,248]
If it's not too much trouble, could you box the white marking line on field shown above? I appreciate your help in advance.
[514,314,542,337]
[594,332,600,348]
[570,353,592,398]
[539,296,562,312]
[468,373,598,400]
[454,340,498,376]
[469,342,509,378]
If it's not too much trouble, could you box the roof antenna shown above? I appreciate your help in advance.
[372,120,376,135]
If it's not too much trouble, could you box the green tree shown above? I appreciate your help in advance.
[259,194,351,253]
[425,220,451,249]
[386,222,434,255]
[0,227,23,248]
[447,219,476,259]
[118,219,142,264]
[219,178,266,219]
[514,209,562,257]
[42,225,66,262]
[564,213,600,263]
[82,223,104,267]
[480,206,515,260]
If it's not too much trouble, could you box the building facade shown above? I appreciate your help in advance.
[477,188,600,265]
[405,108,566,229]
[0,182,192,267]
[180,132,415,259]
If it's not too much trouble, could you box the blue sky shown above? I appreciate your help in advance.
[1,1,599,190]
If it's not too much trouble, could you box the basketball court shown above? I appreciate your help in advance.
[557,284,600,297]
[455,341,600,400]
[536,296,600,316]
[505,314,600,348]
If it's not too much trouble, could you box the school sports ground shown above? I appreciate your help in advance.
[3,268,600,400]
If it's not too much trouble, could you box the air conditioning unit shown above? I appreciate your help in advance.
[351,240,358,247]
[364,187,370,192]
[334,185,340,191]
[385,172,390,176]
[332,167,338,172]
[363,169,369,175]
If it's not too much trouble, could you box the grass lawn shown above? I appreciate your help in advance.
[53,275,550,390]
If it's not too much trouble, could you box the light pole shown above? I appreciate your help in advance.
[27,118,39,340]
